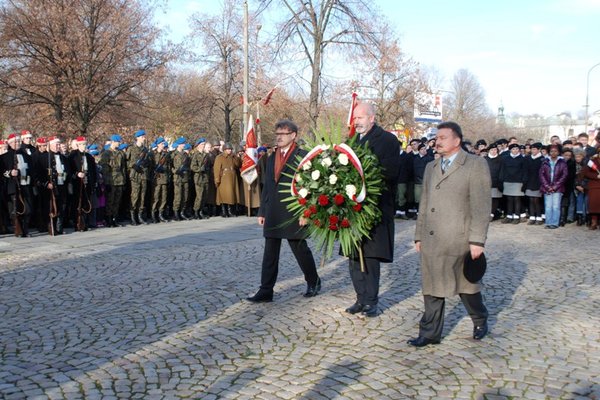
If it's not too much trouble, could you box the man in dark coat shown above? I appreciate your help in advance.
[246,119,320,303]
[344,102,400,317]
[69,136,97,231]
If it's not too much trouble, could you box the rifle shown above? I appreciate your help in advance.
[154,152,167,181]
[12,150,26,237]
[47,151,58,236]
[76,156,93,232]
[134,146,149,173]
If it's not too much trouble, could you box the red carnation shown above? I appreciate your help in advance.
[353,203,362,212]
[309,205,317,214]
[329,224,338,231]
[299,198,307,206]
[303,209,312,218]
[329,215,339,225]
[314,219,322,227]
[341,218,350,228]
[334,194,344,206]
[318,194,329,206]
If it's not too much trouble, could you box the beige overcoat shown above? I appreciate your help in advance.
[415,149,491,298]
[213,153,241,205]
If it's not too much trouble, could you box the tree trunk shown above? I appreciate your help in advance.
[308,43,322,136]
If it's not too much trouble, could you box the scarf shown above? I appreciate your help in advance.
[274,142,296,182]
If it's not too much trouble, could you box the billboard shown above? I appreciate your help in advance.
[414,92,443,123]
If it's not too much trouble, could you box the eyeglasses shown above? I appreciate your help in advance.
[275,131,294,135]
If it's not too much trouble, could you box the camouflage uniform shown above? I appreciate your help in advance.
[151,150,170,222]
[171,150,192,220]
[99,148,127,226]
[190,149,209,219]
[126,144,151,224]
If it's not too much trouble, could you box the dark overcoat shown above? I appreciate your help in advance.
[354,124,400,262]
[258,145,307,239]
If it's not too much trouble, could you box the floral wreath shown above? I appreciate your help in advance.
[282,125,384,264]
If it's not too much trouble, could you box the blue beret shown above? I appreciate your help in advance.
[103,144,111,150]
[110,134,122,142]
[184,143,192,151]
[195,137,206,146]
[257,146,267,153]
[118,143,128,150]
[87,144,98,150]
[89,149,99,156]
[173,137,186,146]
[134,129,146,138]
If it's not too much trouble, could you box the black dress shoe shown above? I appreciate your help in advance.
[473,324,488,340]
[303,277,321,297]
[246,291,273,303]
[361,304,378,317]
[345,302,364,314]
[407,336,441,347]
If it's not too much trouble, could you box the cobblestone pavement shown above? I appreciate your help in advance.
[0,217,599,400]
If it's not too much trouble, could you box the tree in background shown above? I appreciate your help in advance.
[0,0,171,134]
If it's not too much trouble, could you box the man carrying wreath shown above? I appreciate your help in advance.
[246,119,321,303]
[345,102,400,317]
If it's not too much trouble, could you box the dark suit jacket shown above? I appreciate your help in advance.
[354,124,400,262]
[258,145,308,240]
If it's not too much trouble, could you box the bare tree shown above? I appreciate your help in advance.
[444,68,493,137]
[263,0,375,133]
[0,0,171,134]
[189,0,245,143]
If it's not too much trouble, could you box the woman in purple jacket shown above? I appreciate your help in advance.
[539,144,568,229]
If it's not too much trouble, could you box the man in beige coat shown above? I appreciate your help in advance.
[409,121,491,347]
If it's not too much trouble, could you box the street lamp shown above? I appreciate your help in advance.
[584,62,600,133]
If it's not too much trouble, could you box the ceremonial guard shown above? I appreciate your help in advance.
[1,133,34,237]
[126,130,151,225]
[205,140,220,216]
[151,138,170,223]
[171,137,192,220]
[0,139,8,234]
[20,130,36,156]
[40,136,71,235]
[32,137,49,232]
[68,136,97,231]
[213,142,241,218]
[99,135,127,227]
[190,138,209,219]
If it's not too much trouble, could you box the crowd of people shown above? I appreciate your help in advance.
[0,130,268,237]
[1,126,600,238]
[396,130,600,230]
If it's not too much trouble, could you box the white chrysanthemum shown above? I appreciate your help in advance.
[311,170,321,181]
[338,153,349,166]
[295,174,302,183]
[298,188,309,198]
[329,174,338,185]
[321,157,332,167]
[302,160,312,171]
[345,184,357,198]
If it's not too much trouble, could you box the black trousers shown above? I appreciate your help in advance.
[349,257,380,306]
[259,238,318,293]
[419,292,488,341]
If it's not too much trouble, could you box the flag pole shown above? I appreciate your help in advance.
[243,0,249,138]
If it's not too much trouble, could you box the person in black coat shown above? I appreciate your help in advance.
[523,142,544,224]
[412,143,434,217]
[485,144,503,220]
[246,119,320,303]
[344,102,400,317]
[395,143,413,219]
[499,143,527,223]
[69,137,97,231]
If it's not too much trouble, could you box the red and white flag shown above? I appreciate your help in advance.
[347,92,358,138]
[241,115,259,184]
[262,87,277,105]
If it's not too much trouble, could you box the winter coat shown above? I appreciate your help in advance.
[415,149,491,298]
[524,154,543,191]
[539,157,568,194]
[499,154,526,185]
[485,155,502,189]
[413,153,434,184]
[213,152,241,205]
[582,157,600,213]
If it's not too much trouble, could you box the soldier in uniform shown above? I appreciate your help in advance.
[171,137,192,221]
[151,138,170,223]
[0,139,8,234]
[1,133,34,237]
[20,130,36,156]
[68,136,97,231]
[31,137,48,232]
[190,138,209,219]
[126,130,151,225]
[39,136,71,235]
[205,140,220,216]
[99,134,127,227]
[213,142,241,218]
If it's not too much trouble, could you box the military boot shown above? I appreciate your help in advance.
[182,209,192,220]
[56,217,64,234]
[130,210,139,226]
[174,210,182,221]
[152,210,159,224]
[195,209,203,220]
[138,211,150,225]
[159,210,169,223]
[221,206,228,218]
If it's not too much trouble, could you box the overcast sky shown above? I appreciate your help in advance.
[159,0,600,118]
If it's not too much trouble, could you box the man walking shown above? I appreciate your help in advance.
[409,121,491,347]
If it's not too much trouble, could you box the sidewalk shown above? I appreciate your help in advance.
[0,218,598,399]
